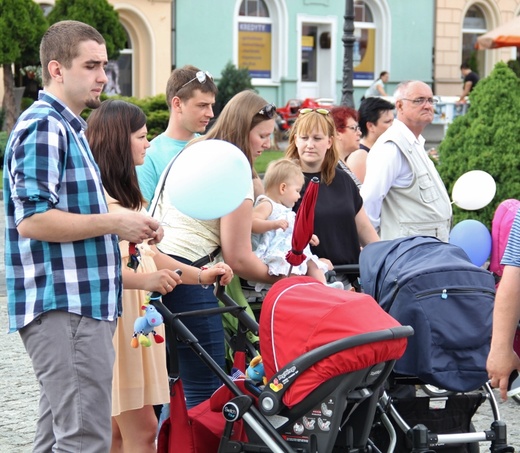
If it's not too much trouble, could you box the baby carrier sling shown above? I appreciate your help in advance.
[359,236,495,392]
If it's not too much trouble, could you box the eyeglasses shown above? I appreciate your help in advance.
[344,124,361,132]
[400,97,439,106]
[181,70,213,88]
[258,103,277,118]
[299,108,330,116]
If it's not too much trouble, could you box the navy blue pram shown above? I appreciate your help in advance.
[359,236,495,393]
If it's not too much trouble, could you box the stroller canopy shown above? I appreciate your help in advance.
[260,277,408,408]
[359,236,495,392]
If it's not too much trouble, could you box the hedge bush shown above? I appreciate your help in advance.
[80,93,170,140]
[438,61,520,229]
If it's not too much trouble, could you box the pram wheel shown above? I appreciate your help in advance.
[420,384,455,398]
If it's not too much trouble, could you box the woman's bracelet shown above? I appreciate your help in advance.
[198,266,209,289]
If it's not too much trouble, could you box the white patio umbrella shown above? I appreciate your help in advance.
[476,15,520,49]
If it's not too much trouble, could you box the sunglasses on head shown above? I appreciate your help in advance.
[181,70,213,89]
[258,103,277,118]
[299,108,330,116]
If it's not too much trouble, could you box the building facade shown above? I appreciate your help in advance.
[9,0,520,108]
[34,0,174,100]
[435,0,520,95]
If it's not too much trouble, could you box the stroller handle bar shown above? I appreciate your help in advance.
[333,264,361,275]
[214,279,260,335]
[149,296,298,453]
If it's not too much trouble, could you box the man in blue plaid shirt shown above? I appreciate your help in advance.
[3,21,162,452]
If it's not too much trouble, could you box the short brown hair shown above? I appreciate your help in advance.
[40,20,105,86]
[262,158,304,193]
[165,65,218,109]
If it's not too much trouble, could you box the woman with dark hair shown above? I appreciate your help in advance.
[285,109,379,287]
[151,89,281,408]
[347,97,395,184]
[87,99,232,452]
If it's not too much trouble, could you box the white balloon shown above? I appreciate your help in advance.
[165,139,252,220]
[451,170,496,211]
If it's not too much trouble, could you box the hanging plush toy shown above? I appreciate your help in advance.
[131,301,165,348]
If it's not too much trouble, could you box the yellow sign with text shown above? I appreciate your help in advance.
[238,22,272,79]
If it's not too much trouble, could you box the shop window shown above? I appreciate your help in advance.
[240,0,269,17]
[301,25,318,82]
[354,0,376,81]
[104,29,133,97]
[238,0,272,79]
[462,5,487,76]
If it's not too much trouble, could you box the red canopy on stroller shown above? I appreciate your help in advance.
[260,277,408,408]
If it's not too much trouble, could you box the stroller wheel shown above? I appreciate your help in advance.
[420,384,455,397]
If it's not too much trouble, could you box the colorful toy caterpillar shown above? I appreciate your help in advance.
[131,301,165,348]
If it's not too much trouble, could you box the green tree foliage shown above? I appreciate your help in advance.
[47,0,126,60]
[0,0,47,132]
[507,59,520,78]
[438,62,520,228]
[214,61,256,116]
[81,94,169,140]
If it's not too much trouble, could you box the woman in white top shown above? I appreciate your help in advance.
[151,90,280,408]
[364,71,389,98]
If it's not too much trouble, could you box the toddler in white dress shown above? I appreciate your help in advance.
[252,159,339,291]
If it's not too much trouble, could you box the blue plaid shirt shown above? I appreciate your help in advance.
[3,92,122,333]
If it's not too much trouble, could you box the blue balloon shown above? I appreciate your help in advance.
[165,140,252,220]
[449,220,492,267]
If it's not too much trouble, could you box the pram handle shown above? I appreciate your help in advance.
[214,278,260,335]
[332,264,360,275]
[259,325,414,416]
[149,297,297,453]
[148,275,258,335]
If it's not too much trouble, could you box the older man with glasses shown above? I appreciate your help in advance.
[360,80,452,242]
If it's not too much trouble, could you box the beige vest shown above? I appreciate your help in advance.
[379,129,452,242]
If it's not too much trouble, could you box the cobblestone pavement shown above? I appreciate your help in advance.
[0,199,517,452]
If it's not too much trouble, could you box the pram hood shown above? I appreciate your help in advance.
[359,235,484,310]
[260,277,408,408]
[359,236,495,392]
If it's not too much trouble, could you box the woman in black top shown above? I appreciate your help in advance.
[285,109,379,267]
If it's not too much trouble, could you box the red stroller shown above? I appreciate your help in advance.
[153,277,413,453]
